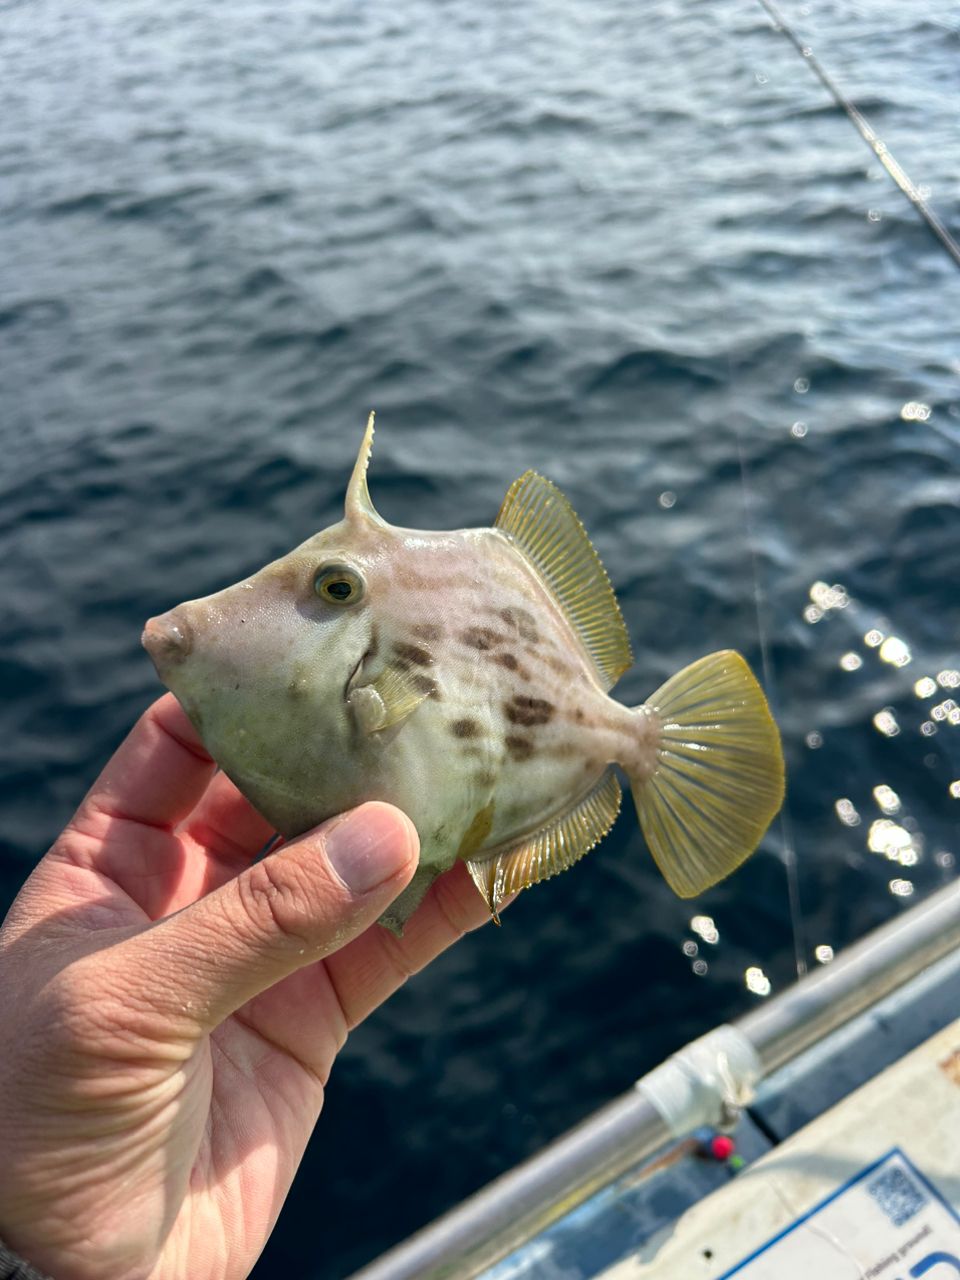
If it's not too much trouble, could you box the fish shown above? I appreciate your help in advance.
[142,415,785,935]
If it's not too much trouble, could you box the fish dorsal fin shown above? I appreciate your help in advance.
[348,662,430,734]
[496,471,632,690]
[466,769,621,919]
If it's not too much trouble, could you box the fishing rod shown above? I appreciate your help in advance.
[757,0,960,271]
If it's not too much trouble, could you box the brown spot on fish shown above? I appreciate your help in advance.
[394,641,433,667]
[499,606,540,643]
[574,707,585,723]
[412,673,440,698]
[492,651,530,679]
[456,800,496,859]
[505,734,535,761]
[460,626,505,651]
[412,622,443,642]
[505,694,554,726]
[538,651,576,677]
[474,769,497,789]
[450,717,481,738]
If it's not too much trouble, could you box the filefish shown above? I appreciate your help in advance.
[143,416,784,934]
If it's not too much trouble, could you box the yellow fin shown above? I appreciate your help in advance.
[466,769,621,918]
[495,471,632,690]
[349,662,430,734]
[632,650,784,898]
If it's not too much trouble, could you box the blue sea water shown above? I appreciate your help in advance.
[2,0,959,1275]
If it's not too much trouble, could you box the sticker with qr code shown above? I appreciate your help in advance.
[867,1165,927,1228]
[718,1150,960,1279]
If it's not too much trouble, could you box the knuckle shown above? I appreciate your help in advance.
[236,854,326,951]
[430,867,478,940]
[374,928,418,991]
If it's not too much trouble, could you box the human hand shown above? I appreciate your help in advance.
[0,694,494,1280]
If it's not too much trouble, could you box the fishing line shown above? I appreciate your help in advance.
[733,419,807,980]
[757,0,960,271]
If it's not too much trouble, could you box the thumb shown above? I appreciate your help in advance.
[127,802,419,1031]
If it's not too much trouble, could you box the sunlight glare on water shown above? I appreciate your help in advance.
[872,784,901,815]
[745,966,772,997]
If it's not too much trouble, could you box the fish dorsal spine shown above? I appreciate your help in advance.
[495,470,633,690]
[345,411,386,527]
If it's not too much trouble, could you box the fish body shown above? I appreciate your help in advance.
[143,417,784,933]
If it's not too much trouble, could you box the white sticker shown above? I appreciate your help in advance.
[719,1149,960,1279]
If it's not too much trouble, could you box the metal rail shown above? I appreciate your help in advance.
[348,880,960,1280]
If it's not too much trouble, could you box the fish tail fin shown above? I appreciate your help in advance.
[626,650,784,898]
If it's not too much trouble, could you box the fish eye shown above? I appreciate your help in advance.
[314,563,365,606]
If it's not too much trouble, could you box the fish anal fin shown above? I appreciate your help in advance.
[349,663,429,734]
[466,769,621,917]
[495,471,632,690]
[630,649,785,898]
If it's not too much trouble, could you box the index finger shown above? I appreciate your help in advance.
[70,694,216,836]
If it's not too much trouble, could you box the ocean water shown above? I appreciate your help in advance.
[2,0,959,1275]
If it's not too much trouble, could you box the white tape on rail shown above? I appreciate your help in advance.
[634,1024,762,1137]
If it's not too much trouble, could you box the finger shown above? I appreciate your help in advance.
[178,771,278,878]
[69,694,216,837]
[234,861,504,1078]
[324,861,497,1028]
[124,803,419,1031]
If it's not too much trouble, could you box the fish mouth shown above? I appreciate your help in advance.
[142,608,194,673]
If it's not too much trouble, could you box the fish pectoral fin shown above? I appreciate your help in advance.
[349,664,430,734]
[632,650,785,898]
[466,769,621,918]
[495,470,633,690]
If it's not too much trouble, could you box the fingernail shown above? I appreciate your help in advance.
[325,804,418,895]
